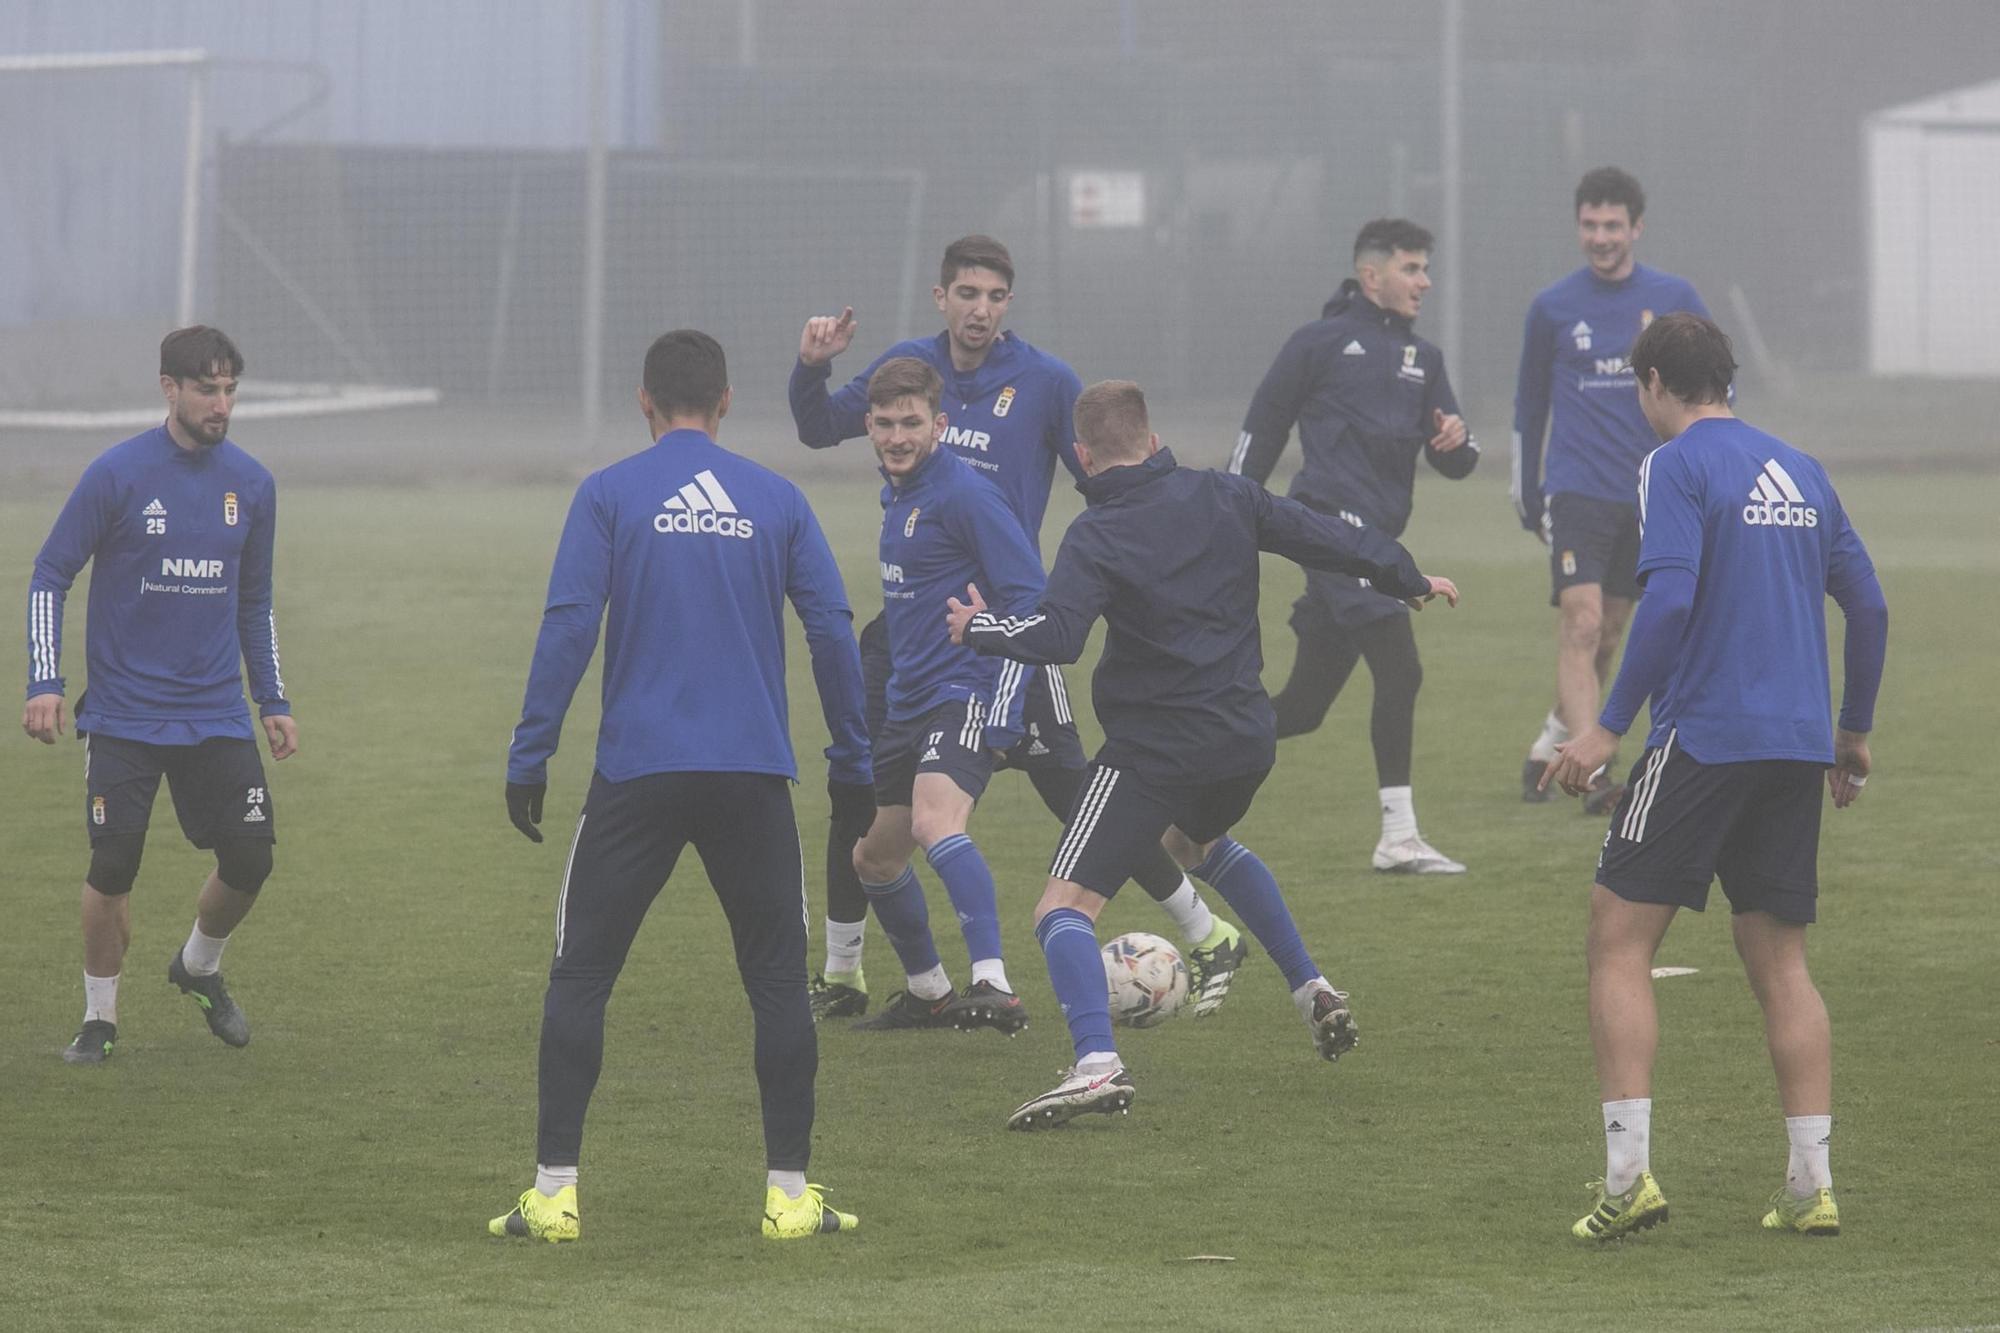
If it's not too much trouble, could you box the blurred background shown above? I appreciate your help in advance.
[3,0,1998,473]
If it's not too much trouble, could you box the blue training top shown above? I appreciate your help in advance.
[876,444,1047,746]
[789,329,1085,548]
[1512,263,1709,525]
[508,428,870,787]
[28,425,288,745]
[1618,417,1880,764]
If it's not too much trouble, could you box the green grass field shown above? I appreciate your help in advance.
[2,441,1994,1330]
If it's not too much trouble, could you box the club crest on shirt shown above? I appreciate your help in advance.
[1397,344,1425,383]
[992,386,1016,418]
[223,491,239,526]
[905,507,921,538]
[1640,309,1655,330]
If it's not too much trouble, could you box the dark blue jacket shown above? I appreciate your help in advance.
[963,448,1430,783]
[878,444,1046,745]
[789,329,1085,547]
[1231,281,1476,537]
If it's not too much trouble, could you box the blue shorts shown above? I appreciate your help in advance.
[871,699,996,807]
[1596,730,1823,924]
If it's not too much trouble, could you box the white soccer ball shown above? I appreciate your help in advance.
[1101,931,1189,1028]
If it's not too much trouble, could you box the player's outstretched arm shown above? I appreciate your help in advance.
[1248,482,1432,602]
[507,480,613,833]
[783,491,872,787]
[1542,565,1694,796]
[789,309,878,449]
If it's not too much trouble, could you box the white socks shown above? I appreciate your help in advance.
[1529,710,1570,763]
[181,923,229,976]
[1291,977,1333,1023]
[1076,1050,1121,1076]
[970,958,1012,993]
[535,1164,578,1197]
[1602,1098,1652,1194]
[823,918,865,979]
[767,1169,806,1200]
[1155,877,1215,947]
[1379,786,1417,844]
[907,965,952,1001]
[1785,1115,1832,1196]
[84,972,120,1024]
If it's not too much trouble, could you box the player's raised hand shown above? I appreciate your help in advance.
[1406,575,1459,611]
[1429,408,1468,453]
[262,713,299,760]
[945,582,989,645]
[1828,727,1872,809]
[798,307,858,366]
[20,692,65,744]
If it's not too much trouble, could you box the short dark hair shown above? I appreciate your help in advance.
[1575,166,1645,221]
[1629,312,1735,405]
[940,235,1013,290]
[642,329,728,416]
[1353,218,1433,264]
[867,356,943,413]
[160,326,243,381]
[1073,380,1150,459]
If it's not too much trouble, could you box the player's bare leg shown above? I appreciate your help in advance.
[909,772,1024,1032]
[1734,910,1839,1231]
[1555,585,1626,813]
[1573,885,1676,1238]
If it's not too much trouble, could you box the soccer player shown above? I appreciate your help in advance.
[24,326,293,1064]
[792,234,1242,1021]
[1543,314,1886,1241]
[1232,218,1477,874]
[947,381,1458,1128]
[1512,168,1711,809]
[492,330,872,1244]
[843,357,1047,1034]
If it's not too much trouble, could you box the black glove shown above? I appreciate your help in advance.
[828,777,876,844]
[506,781,546,843]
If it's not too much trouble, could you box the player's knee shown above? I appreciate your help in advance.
[214,839,273,896]
[1033,878,1103,925]
[1559,604,1604,651]
[852,842,901,888]
[86,834,146,896]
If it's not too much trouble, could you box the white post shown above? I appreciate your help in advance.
[177,57,209,326]
[1439,0,1463,372]
[581,0,610,445]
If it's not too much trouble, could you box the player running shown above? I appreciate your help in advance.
[1512,168,1711,810]
[792,234,1243,1022]
[494,331,871,1244]
[25,326,294,1064]
[1543,314,1886,1241]
[1232,218,1477,874]
[947,381,1458,1128]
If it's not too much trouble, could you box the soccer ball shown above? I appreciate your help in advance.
[1101,931,1188,1028]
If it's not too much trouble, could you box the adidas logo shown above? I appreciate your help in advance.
[243,805,266,823]
[1028,739,1049,756]
[1571,321,1592,337]
[143,498,167,516]
[1606,1120,1626,1133]
[921,747,941,762]
[655,469,756,538]
[1741,458,1818,528]
[1341,339,1366,356]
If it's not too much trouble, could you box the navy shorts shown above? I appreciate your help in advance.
[1548,492,1643,605]
[1596,731,1823,924]
[871,698,997,807]
[84,732,274,849]
[1048,763,1268,898]
[994,667,1087,774]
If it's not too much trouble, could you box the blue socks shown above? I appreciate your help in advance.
[860,867,939,977]
[1036,908,1115,1060]
[924,834,1002,965]
[1193,838,1318,990]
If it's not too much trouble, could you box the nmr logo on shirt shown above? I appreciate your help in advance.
[942,426,991,451]
[656,469,755,538]
[1742,458,1819,528]
[162,558,225,578]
